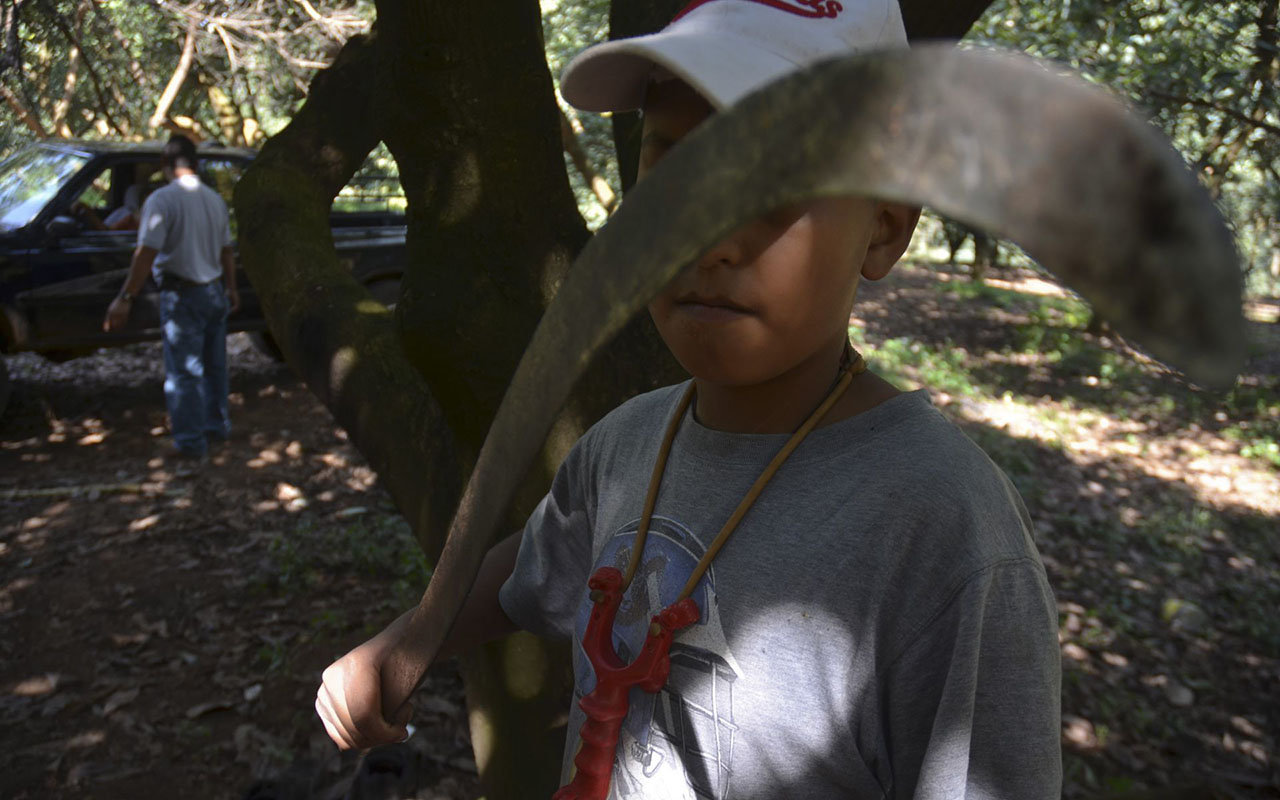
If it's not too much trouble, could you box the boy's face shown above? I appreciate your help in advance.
[640,79,902,388]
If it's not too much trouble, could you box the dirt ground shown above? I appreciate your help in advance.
[2,264,1278,798]
[1,335,481,799]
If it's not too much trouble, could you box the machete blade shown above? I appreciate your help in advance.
[395,44,1245,686]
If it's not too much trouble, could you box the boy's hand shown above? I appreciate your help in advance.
[315,533,523,750]
[316,622,416,750]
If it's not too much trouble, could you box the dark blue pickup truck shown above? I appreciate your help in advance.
[0,140,406,414]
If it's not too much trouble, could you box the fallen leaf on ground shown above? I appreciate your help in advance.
[13,673,60,696]
[101,687,139,716]
[186,699,234,719]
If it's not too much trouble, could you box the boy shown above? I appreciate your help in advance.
[316,1,1062,797]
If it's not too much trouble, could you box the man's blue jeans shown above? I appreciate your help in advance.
[160,281,229,456]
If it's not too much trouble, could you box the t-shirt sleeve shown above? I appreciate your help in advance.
[884,558,1062,799]
[498,435,597,640]
[137,194,167,251]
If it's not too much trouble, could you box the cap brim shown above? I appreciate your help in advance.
[560,29,798,112]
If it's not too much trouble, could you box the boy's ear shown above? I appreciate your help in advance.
[860,202,921,281]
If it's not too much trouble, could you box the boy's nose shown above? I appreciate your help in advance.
[695,226,748,271]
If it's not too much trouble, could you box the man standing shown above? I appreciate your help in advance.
[104,134,239,461]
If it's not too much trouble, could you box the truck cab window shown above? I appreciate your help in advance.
[72,162,161,232]
[0,147,89,231]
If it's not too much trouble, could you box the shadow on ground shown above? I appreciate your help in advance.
[3,268,1279,798]
[0,336,480,799]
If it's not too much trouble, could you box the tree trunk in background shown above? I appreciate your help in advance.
[236,0,997,795]
[973,232,998,282]
[237,0,683,794]
[371,2,681,794]
[610,0,690,193]
[900,0,998,39]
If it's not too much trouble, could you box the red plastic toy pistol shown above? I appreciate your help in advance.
[552,566,700,800]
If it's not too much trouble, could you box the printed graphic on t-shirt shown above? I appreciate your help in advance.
[572,517,743,800]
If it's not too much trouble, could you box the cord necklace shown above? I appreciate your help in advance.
[554,343,866,800]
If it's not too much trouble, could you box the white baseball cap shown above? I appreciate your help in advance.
[560,0,909,112]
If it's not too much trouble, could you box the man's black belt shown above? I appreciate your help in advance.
[158,272,218,291]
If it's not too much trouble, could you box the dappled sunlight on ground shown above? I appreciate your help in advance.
[4,272,1278,797]
[948,394,1280,517]
[0,337,479,798]
[856,262,1280,796]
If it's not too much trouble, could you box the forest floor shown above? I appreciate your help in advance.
[1,261,1278,799]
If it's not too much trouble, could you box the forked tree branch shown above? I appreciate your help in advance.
[234,31,463,550]
[294,0,346,43]
[0,0,22,76]
[50,30,80,136]
[50,0,92,135]
[48,1,132,136]
[0,79,46,136]
[149,16,197,131]
[559,106,617,213]
[1148,89,1280,139]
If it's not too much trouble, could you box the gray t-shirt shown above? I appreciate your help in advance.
[137,173,231,284]
[500,384,1061,799]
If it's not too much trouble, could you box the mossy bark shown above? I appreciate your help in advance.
[901,0,997,39]
[234,33,465,547]
[233,1,681,795]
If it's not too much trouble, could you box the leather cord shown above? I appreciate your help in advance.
[619,343,867,600]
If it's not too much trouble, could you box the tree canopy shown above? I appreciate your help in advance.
[0,0,373,151]
[4,0,1274,297]
[545,0,1280,296]
[971,0,1279,294]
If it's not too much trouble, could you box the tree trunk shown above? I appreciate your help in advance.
[0,80,47,137]
[149,17,197,132]
[236,1,681,794]
[51,17,81,137]
[972,231,997,282]
[235,32,464,549]
[899,0,995,39]
[561,108,617,212]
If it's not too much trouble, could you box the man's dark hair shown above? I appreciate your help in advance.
[162,134,198,171]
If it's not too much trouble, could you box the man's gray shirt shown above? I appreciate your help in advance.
[138,173,231,284]
[500,385,1062,799]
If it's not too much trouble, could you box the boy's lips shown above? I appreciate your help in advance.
[673,293,753,322]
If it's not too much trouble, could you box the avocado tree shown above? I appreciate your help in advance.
[232,1,995,795]
[971,0,1279,296]
[0,0,373,153]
